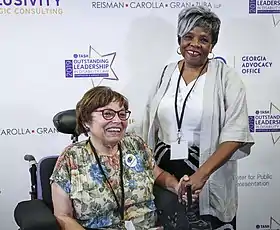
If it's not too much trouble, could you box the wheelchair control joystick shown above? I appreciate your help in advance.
[24,154,37,200]
[185,185,212,230]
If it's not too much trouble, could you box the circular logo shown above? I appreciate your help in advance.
[125,154,137,168]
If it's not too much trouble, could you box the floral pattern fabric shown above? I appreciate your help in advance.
[50,133,157,229]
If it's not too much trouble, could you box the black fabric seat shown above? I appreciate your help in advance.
[14,109,76,230]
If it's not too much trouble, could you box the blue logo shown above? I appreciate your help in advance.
[241,55,272,74]
[249,103,280,144]
[65,46,118,81]
[249,0,280,14]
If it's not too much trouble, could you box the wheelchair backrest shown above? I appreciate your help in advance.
[37,156,59,212]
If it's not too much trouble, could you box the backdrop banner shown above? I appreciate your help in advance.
[0,0,280,229]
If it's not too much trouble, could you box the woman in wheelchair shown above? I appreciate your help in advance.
[50,86,197,230]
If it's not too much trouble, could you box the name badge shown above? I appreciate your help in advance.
[170,140,188,160]
[125,221,136,230]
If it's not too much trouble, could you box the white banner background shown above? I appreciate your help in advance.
[1,0,280,229]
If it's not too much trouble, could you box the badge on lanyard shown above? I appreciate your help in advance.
[125,221,136,230]
[171,61,207,160]
[170,131,189,160]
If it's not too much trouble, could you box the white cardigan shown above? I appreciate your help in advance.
[130,59,255,222]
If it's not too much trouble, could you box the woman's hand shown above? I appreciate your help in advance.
[177,175,201,204]
[187,170,208,192]
[56,216,85,230]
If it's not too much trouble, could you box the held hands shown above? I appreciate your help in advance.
[177,170,209,204]
[187,170,209,192]
[177,175,200,204]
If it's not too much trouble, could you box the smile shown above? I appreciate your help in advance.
[187,50,201,57]
[106,127,121,132]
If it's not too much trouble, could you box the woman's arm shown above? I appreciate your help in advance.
[52,183,85,230]
[131,134,199,203]
[153,165,179,194]
[183,69,254,192]
[153,165,200,204]
[198,69,254,177]
[189,141,243,191]
[200,142,243,176]
[56,216,85,230]
[52,182,73,217]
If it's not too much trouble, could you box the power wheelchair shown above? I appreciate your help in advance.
[13,109,210,230]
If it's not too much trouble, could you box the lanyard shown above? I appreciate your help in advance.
[174,60,208,144]
[88,139,125,221]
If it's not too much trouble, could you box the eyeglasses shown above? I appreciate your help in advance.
[94,109,131,121]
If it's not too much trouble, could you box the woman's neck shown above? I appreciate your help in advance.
[181,59,208,74]
[89,137,118,156]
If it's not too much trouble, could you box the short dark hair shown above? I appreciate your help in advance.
[76,86,129,136]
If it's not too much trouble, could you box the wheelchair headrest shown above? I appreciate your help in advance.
[53,109,77,135]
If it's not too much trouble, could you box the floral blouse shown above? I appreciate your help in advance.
[50,133,157,229]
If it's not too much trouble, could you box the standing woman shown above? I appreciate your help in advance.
[137,6,255,230]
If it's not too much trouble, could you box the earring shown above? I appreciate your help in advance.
[177,47,181,55]
[208,52,215,60]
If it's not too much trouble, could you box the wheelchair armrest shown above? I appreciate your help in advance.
[14,199,60,230]
[153,185,190,229]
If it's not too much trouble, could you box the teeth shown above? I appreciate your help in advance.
[107,128,121,132]
[188,51,199,55]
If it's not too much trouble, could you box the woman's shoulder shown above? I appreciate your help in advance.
[122,132,145,144]
[210,59,244,86]
[59,139,89,158]
[210,59,239,77]
[122,132,149,151]
[164,61,178,75]
[155,61,179,89]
